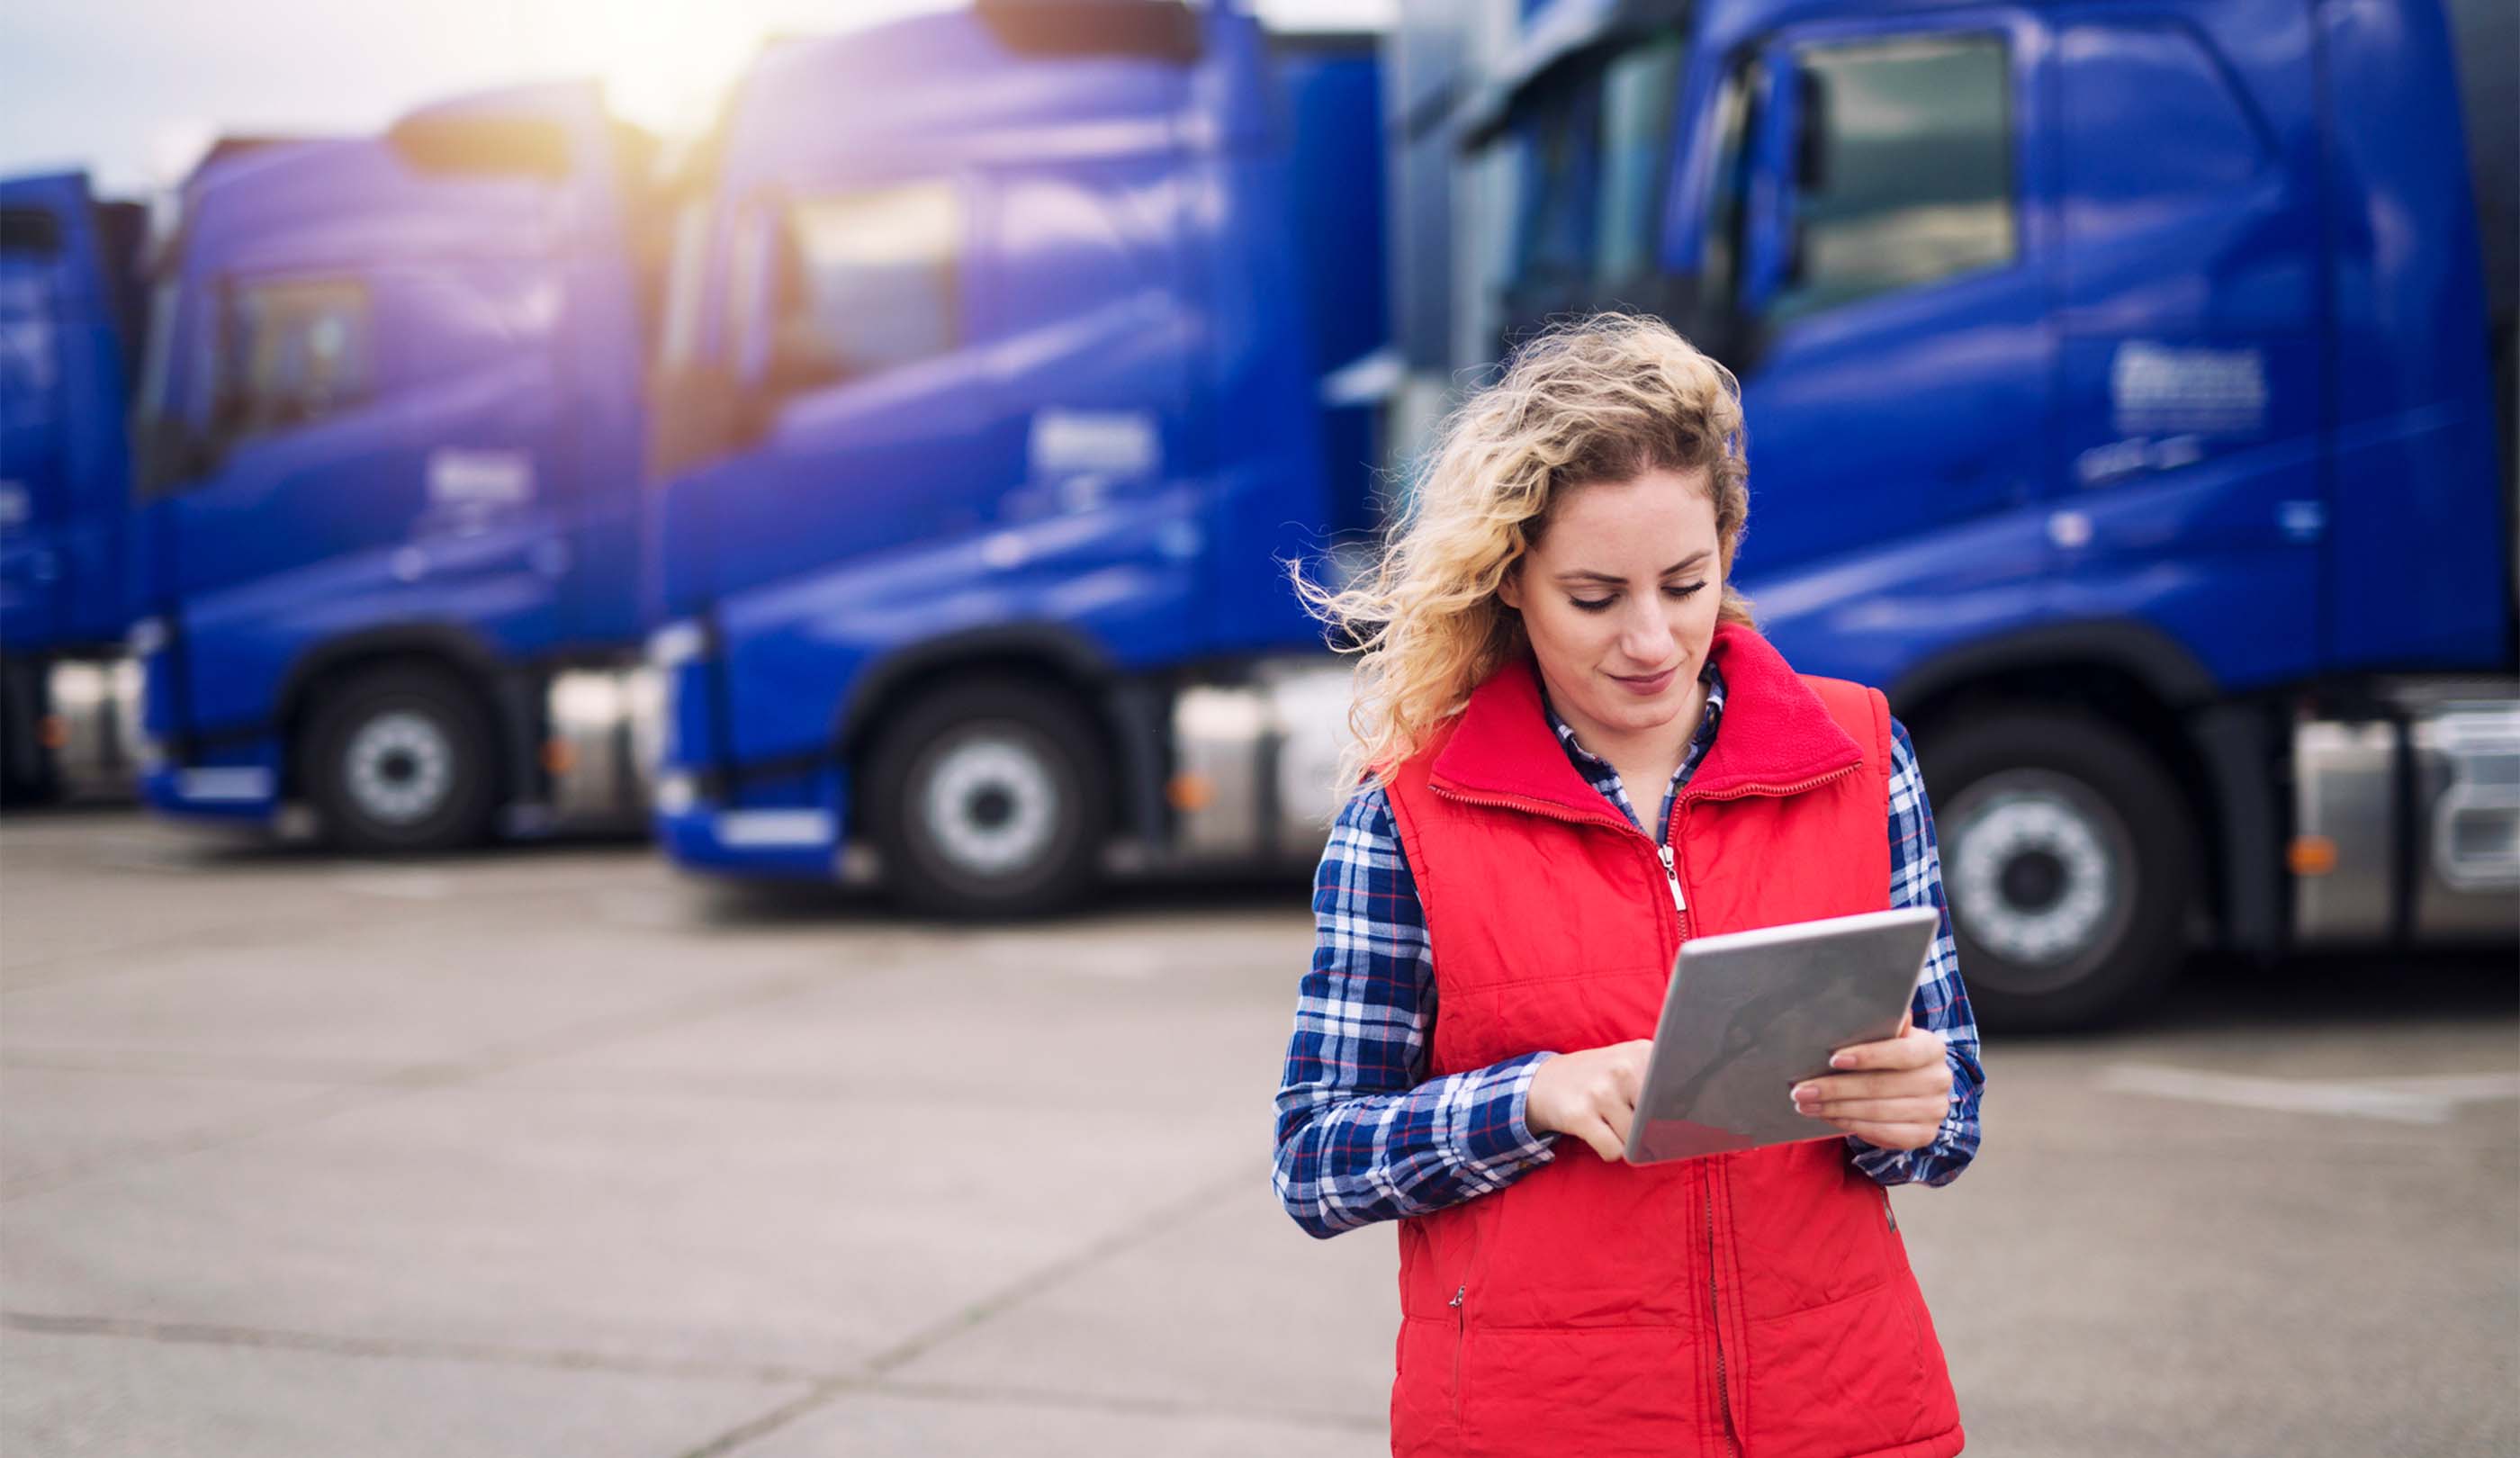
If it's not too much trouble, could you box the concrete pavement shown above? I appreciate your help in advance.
[1,809,2513,1456]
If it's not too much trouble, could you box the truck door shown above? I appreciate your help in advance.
[689,171,1015,770]
[1723,14,2056,667]
[152,261,566,741]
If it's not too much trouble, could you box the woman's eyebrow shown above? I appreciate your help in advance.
[1552,552,1711,585]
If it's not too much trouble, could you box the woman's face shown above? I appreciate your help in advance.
[1498,467,1724,750]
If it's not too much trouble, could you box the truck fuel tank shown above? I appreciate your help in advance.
[2292,682,2520,945]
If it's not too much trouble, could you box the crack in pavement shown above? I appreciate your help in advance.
[4,1048,461,1082]
[4,1295,1382,1442]
[0,1310,819,1386]
[673,1160,1277,1458]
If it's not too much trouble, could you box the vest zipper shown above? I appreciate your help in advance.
[1678,761,1862,807]
[1426,785,1634,837]
[1423,755,1866,1452]
[1708,1174,1738,1456]
[1449,1283,1467,1423]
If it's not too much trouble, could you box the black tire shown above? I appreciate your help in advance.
[301,664,499,852]
[1915,710,2195,1032]
[863,679,1112,918]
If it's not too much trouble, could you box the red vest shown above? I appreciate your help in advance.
[1378,623,1963,1458]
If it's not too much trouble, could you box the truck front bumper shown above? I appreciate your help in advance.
[140,755,281,824]
[653,773,847,880]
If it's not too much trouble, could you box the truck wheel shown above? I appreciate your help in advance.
[1917,711,2193,1032]
[865,680,1112,918]
[302,665,498,852]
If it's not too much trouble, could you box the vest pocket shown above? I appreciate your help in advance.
[1457,1324,1705,1457]
[1450,1283,1467,1423]
[1392,1315,1465,1457]
[1739,1280,1933,1455]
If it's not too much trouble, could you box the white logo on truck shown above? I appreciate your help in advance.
[1029,410,1158,480]
[427,449,536,508]
[2110,342,2267,436]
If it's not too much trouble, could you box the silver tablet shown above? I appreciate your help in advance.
[1622,906,1940,1166]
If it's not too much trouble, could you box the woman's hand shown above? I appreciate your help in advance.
[1789,1012,1952,1152]
[1526,1040,1654,1161]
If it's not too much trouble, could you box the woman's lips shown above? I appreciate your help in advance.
[1610,665,1678,697]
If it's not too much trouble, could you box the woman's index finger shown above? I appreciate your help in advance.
[1829,1034,1920,1071]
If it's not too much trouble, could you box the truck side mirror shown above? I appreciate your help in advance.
[205,385,253,454]
[184,430,224,481]
[732,206,850,401]
[1794,68,1831,193]
[135,413,222,495]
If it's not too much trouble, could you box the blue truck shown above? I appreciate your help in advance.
[1386,0,2517,1026]
[116,3,1382,876]
[641,2,1390,914]
[1,171,148,804]
[126,94,664,848]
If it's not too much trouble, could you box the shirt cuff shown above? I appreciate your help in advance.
[1847,1134,1917,1185]
[1846,1104,1972,1187]
[1452,1050,1562,1175]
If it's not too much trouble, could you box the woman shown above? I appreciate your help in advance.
[1273,314,1983,1458]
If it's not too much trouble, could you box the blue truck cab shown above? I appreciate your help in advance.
[643,2,1387,912]
[0,171,148,803]
[1392,0,2516,1025]
[129,86,663,848]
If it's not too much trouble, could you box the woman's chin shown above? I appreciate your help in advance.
[1592,693,1686,734]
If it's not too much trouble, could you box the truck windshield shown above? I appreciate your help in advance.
[1503,30,1688,297]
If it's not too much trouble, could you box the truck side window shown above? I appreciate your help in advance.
[1509,77,1603,293]
[1772,34,2013,322]
[1506,28,1688,295]
[1593,33,1688,284]
[769,180,960,390]
[212,278,372,444]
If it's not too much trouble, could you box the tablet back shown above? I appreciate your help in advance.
[1624,906,1940,1165]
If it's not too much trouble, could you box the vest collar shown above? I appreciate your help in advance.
[1426,622,1865,820]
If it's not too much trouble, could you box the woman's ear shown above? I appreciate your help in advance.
[1498,562,1524,612]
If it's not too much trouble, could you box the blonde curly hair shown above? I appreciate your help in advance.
[1296,312,1756,788]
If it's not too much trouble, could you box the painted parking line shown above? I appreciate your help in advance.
[2098,1064,2520,1124]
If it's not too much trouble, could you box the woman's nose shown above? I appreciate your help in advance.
[1619,601,1670,663]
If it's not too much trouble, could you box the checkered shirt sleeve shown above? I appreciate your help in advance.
[1852,719,1984,1187]
[1269,781,1560,1239]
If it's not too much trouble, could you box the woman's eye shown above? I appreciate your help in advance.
[1665,583,1708,599]
[1570,597,1616,613]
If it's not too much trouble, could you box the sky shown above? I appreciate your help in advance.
[0,0,1392,198]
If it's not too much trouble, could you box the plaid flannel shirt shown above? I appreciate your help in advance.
[1272,662,1984,1238]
